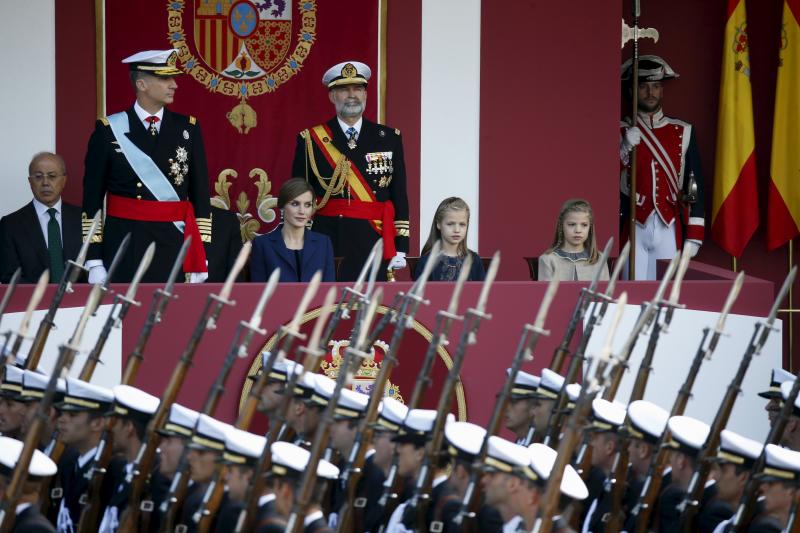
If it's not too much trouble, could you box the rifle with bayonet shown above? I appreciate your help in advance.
[284,290,383,533]
[453,277,560,529]
[117,242,251,533]
[405,252,501,530]
[532,292,628,533]
[548,238,613,374]
[25,210,101,371]
[0,268,22,359]
[160,268,280,533]
[539,241,629,448]
[717,266,798,533]
[0,284,103,533]
[336,242,442,533]
[679,266,796,532]
[5,271,49,365]
[375,250,472,527]
[603,245,691,532]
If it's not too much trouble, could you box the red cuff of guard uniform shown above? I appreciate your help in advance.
[685,217,705,242]
[106,194,208,273]
[317,198,397,259]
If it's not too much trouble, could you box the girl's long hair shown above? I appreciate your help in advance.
[545,198,600,263]
[421,197,471,257]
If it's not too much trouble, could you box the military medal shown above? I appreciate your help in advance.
[347,137,357,150]
[169,147,189,186]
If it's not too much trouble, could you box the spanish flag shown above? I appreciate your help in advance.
[711,0,758,258]
[767,0,800,251]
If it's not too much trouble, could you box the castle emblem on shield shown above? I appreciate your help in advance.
[167,0,317,133]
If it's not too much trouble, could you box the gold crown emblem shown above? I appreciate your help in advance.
[341,63,357,79]
[321,340,404,403]
[167,52,177,67]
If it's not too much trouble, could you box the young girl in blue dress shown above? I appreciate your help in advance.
[415,197,485,281]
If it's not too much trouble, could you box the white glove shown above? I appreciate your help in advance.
[623,127,642,150]
[388,252,407,269]
[86,260,107,284]
[685,240,701,258]
[188,271,209,283]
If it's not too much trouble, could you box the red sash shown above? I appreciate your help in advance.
[106,194,208,273]
[317,198,397,259]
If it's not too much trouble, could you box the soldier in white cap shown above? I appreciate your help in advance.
[258,441,339,533]
[749,444,800,531]
[0,365,26,439]
[291,60,410,281]
[82,48,212,285]
[372,397,409,478]
[0,436,58,532]
[700,429,763,533]
[503,369,540,445]
[253,356,299,420]
[18,370,67,454]
[287,371,324,448]
[530,369,566,439]
[54,378,116,532]
[761,368,795,427]
[779,380,800,451]
[95,385,160,533]
[619,55,705,280]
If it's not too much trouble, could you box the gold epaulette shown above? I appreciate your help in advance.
[81,212,103,243]
[189,116,197,125]
[99,117,109,126]
[197,213,212,243]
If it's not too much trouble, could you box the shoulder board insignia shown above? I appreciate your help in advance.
[395,128,401,135]
[99,117,109,126]
[189,116,197,125]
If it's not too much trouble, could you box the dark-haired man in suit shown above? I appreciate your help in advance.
[0,152,82,283]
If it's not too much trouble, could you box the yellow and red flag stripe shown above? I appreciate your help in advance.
[767,0,800,250]
[711,0,758,258]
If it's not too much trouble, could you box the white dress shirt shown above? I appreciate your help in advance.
[337,116,363,139]
[134,101,164,133]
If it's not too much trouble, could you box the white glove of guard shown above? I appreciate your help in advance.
[686,240,701,258]
[86,260,107,284]
[623,127,642,150]
[188,271,209,283]
[388,252,407,269]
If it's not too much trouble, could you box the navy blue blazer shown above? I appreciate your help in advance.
[250,227,335,282]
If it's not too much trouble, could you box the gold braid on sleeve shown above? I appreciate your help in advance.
[301,129,350,210]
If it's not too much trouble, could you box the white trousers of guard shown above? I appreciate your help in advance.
[632,212,677,281]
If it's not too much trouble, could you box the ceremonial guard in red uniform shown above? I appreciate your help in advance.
[292,61,410,281]
[82,49,211,284]
[619,55,705,280]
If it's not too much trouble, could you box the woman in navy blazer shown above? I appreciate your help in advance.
[251,178,336,282]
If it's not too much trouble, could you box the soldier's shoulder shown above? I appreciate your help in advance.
[663,115,692,129]
[168,110,198,127]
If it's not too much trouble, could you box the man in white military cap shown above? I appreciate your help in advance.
[657,415,711,532]
[778,380,800,451]
[530,369,567,439]
[373,397,409,478]
[82,48,212,285]
[259,441,339,533]
[0,365,26,439]
[18,370,67,454]
[96,385,160,532]
[503,369,540,445]
[619,55,705,280]
[748,444,800,531]
[700,429,762,533]
[299,373,338,449]
[54,378,115,532]
[761,368,795,427]
[0,436,58,532]
[291,60,410,281]
[253,355,299,419]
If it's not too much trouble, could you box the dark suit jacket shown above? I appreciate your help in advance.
[250,227,335,282]
[12,504,55,532]
[204,206,243,282]
[0,201,82,283]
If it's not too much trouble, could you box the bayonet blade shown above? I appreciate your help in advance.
[667,241,693,306]
[605,241,630,298]
[71,284,105,349]
[247,269,280,331]
[411,240,441,299]
[17,270,49,339]
[475,251,501,314]
[353,240,382,295]
[766,266,797,326]
[446,252,472,316]
[75,210,102,268]
[164,237,192,296]
[365,240,384,300]
[0,268,22,322]
[714,271,745,334]
[287,271,322,334]
[102,233,131,291]
[219,241,251,302]
[124,242,156,302]
[590,238,614,295]
[533,277,559,331]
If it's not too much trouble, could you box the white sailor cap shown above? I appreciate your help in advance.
[0,365,24,398]
[712,429,763,469]
[780,381,800,416]
[393,409,440,445]
[445,421,487,462]
[293,371,320,400]
[588,398,626,433]
[222,426,266,466]
[122,49,181,77]
[306,374,339,408]
[248,354,300,384]
[57,378,114,412]
[20,370,66,403]
[621,55,679,81]
[375,397,409,433]
[322,61,371,88]
[188,414,231,452]
[756,444,800,484]
[565,383,582,410]
[309,378,369,421]
[528,443,589,500]
[760,368,795,399]
[534,369,565,400]
[483,436,531,475]
[158,403,200,438]
[109,385,159,423]
[624,400,668,445]
[508,369,540,399]
[0,436,57,480]
[269,441,339,480]
[666,416,710,456]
